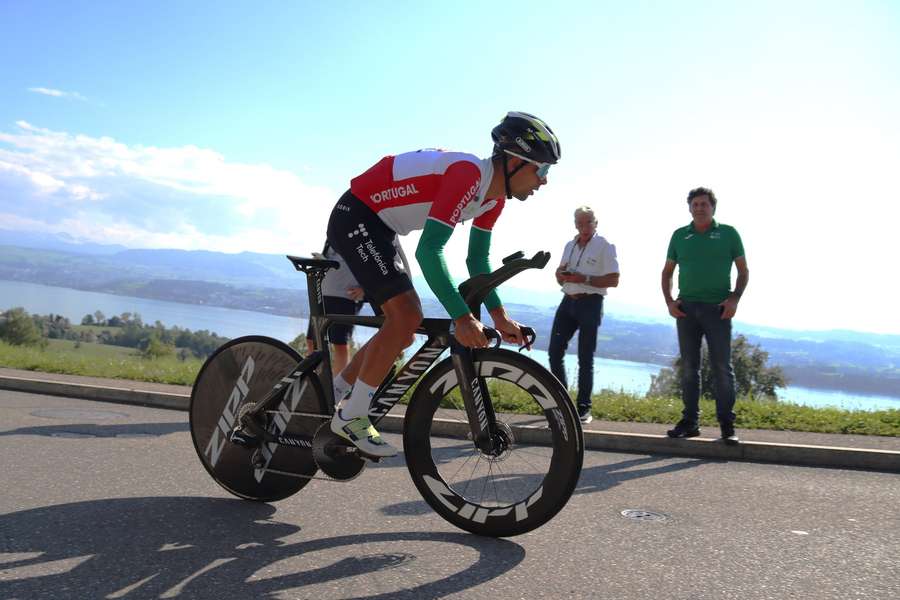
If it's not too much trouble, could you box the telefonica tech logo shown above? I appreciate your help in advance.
[348,224,369,239]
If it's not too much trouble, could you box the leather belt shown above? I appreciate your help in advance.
[565,293,595,300]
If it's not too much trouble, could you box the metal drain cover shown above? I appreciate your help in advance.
[621,509,668,522]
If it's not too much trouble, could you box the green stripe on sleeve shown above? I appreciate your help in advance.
[466,227,502,311]
[415,219,471,319]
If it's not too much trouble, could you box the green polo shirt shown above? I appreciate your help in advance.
[666,220,744,303]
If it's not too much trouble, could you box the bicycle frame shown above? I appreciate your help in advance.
[238,250,551,457]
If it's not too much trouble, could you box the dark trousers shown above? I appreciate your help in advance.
[548,294,604,408]
[676,300,736,425]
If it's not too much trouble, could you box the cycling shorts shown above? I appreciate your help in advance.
[326,190,414,307]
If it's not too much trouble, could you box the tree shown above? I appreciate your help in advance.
[81,314,95,326]
[93,310,106,325]
[289,333,307,355]
[0,308,44,347]
[141,335,174,359]
[648,334,787,400]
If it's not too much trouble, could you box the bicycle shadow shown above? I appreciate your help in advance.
[380,451,709,516]
[0,497,524,600]
[0,421,188,439]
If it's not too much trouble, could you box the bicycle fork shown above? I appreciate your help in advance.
[449,338,501,455]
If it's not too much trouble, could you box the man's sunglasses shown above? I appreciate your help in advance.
[504,150,552,179]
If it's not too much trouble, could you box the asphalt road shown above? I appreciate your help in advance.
[2,389,898,600]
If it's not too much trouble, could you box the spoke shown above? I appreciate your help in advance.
[507,449,549,475]
[492,461,513,505]
[461,453,485,499]
[446,448,478,483]
[512,446,553,456]
[480,461,492,504]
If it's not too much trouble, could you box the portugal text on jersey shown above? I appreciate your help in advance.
[350,150,505,235]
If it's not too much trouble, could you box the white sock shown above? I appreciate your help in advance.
[340,380,377,420]
[333,373,352,404]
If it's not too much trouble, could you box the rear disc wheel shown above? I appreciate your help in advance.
[189,336,327,501]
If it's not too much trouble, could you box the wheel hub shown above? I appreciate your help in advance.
[481,421,514,462]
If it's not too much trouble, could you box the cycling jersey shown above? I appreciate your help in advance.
[350,150,505,235]
[329,149,506,319]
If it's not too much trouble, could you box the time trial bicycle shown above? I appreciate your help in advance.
[188,250,583,537]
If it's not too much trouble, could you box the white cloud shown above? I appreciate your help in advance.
[0,122,337,254]
[27,87,88,102]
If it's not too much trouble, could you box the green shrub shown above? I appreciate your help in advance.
[0,307,44,347]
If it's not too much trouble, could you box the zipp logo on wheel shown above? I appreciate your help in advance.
[204,355,255,468]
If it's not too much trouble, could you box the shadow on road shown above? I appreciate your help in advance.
[0,497,524,599]
[381,454,710,517]
[0,421,188,438]
[574,455,710,495]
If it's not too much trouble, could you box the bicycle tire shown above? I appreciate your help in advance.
[403,348,583,537]
[189,335,327,501]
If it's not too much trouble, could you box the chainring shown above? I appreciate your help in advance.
[312,422,366,481]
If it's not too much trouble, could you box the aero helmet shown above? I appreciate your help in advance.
[492,111,561,200]
[491,111,561,165]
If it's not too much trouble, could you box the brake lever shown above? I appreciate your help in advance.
[518,326,536,352]
[482,327,503,349]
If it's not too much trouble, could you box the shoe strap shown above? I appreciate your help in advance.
[342,416,385,444]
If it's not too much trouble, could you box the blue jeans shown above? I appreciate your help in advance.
[676,300,736,425]
[548,294,604,408]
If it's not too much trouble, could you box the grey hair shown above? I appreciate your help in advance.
[574,206,597,222]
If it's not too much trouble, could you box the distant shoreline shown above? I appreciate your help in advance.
[2,276,899,405]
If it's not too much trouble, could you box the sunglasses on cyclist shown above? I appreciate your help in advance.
[504,150,552,179]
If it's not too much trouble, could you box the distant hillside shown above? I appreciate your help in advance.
[0,243,305,290]
[0,229,128,255]
[1,237,898,398]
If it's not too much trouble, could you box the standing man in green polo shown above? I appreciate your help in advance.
[661,187,748,444]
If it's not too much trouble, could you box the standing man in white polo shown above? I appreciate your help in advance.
[549,206,620,423]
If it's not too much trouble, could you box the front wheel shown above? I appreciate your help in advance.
[403,348,583,537]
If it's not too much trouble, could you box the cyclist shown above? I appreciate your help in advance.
[326,111,561,457]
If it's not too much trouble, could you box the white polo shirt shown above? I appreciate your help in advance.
[320,245,360,300]
[558,234,619,296]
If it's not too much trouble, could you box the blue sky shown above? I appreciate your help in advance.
[1,1,899,334]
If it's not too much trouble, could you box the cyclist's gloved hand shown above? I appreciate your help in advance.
[452,314,489,348]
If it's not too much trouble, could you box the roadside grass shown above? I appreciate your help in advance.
[2,340,897,436]
[0,339,200,385]
[436,380,899,436]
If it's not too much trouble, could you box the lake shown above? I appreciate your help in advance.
[2,280,898,412]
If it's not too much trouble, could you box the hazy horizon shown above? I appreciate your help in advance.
[4,232,900,343]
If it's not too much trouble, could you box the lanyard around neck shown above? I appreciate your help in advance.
[565,238,589,271]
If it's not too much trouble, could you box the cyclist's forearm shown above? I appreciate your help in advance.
[416,219,470,319]
[466,227,502,311]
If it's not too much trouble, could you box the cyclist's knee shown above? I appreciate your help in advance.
[385,311,421,348]
[382,293,422,332]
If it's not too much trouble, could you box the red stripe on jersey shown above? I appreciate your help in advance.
[426,161,482,227]
[351,155,440,209]
[349,150,502,235]
[473,196,505,230]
